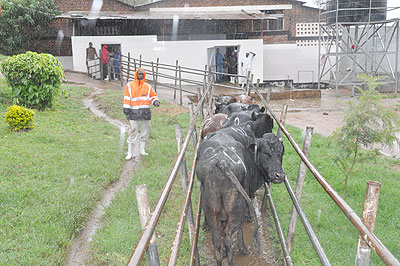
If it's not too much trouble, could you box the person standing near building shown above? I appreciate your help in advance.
[86,42,99,79]
[123,68,160,160]
[240,51,256,87]
[228,50,238,83]
[101,44,110,80]
[215,48,223,82]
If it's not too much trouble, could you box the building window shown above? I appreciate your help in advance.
[95,26,121,36]
[253,17,284,31]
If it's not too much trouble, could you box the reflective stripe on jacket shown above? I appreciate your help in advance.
[123,68,159,120]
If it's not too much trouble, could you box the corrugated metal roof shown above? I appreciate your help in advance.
[56,10,281,20]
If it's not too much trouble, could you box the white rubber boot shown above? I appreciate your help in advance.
[139,141,148,156]
[132,142,140,158]
[125,143,133,160]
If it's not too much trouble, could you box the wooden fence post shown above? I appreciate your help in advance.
[267,87,272,102]
[188,102,198,150]
[127,52,131,82]
[174,60,178,100]
[179,65,183,106]
[196,87,204,121]
[119,52,123,87]
[206,66,214,117]
[135,184,161,266]
[286,126,314,253]
[245,71,251,94]
[155,58,159,92]
[175,125,195,239]
[355,181,381,266]
[151,61,156,92]
[277,104,288,138]
[246,73,253,96]
[255,78,260,101]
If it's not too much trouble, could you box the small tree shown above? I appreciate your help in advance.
[0,51,65,109]
[331,74,400,197]
[0,0,61,55]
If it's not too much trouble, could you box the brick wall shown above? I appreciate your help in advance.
[137,0,292,9]
[55,0,135,12]
[39,0,320,56]
[137,0,320,43]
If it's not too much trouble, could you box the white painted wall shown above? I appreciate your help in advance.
[263,44,331,83]
[56,56,73,71]
[71,36,264,83]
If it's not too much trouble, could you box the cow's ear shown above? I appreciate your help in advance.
[248,143,258,162]
[248,143,256,153]
[251,111,257,121]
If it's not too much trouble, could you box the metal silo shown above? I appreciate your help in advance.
[318,0,400,97]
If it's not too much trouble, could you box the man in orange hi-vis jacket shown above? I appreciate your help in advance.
[123,68,160,160]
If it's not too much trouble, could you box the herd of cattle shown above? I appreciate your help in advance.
[196,94,286,266]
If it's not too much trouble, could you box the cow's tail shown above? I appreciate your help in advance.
[216,160,260,254]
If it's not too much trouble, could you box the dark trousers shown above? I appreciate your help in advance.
[103,63,108,79]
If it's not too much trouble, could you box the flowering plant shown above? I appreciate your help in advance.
[4,105,35,131]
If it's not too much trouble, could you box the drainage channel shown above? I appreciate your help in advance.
[66,88,139,266]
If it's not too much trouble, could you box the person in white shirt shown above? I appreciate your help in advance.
[240,51,256,87]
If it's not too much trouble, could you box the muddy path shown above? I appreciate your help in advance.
[66,85,140,266]
[200,191,284,266]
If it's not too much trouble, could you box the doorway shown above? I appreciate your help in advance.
[207,46,239,83]
[100,43,121,80]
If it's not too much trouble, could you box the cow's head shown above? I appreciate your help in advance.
[235,95,256,104]
[249,133,285,184]
[214,96,234,113]
[250,112,274,138]
[246,104,265,113]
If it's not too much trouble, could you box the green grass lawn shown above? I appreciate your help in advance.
[273,126,400,265]
[0,81,124,265]
[1,78,399,265]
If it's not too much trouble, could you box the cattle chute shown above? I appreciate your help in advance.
[121,54,400,266]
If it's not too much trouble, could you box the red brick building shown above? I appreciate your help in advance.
[48,0,319,56]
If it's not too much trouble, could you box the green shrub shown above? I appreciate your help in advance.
[331,74,400,196]
[0,51,65,109]
[4,104,35,131]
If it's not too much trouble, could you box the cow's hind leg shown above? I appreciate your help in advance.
[238,228,250,255]
[226,220,240,266]
[223,190,244,266]
[208,215,224,266]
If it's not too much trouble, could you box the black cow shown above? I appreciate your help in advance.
[221,107,270,132]
[197,113,285,266]
[217,102,249,115]
[201,109,271,139]
[214,96,235,114]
